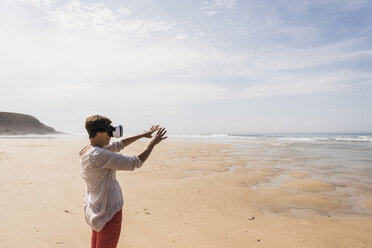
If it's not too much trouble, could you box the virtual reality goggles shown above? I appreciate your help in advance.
[107,125,123,138]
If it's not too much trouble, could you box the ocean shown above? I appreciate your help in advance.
[169,133,372,181]
[169,133,372,174]
[170,133,372,216]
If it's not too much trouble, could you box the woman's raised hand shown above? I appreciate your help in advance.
[151,127,167,145]
[142,125,160,138]
[138,127,168,163]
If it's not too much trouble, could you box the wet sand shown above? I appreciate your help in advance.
[0,138,371,247]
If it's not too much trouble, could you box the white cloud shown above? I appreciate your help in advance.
[117,7,131,16]
[236,71,372,98]
[200,0,236,16]
[36,1,177,37]
[213,0,236,9]
[204,10,219,16]
[20,0,57,8]
[207,39,372,80]
[176,33,188,40]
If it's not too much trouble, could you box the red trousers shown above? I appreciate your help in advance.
[91,209,122,248]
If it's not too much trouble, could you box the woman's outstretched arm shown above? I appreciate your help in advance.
[121,125,159,147]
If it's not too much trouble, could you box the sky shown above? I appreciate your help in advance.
[1,0,372,134]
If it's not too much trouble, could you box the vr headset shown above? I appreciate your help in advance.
[107,125,123,138]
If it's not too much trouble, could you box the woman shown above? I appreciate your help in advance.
[79,115,167,248]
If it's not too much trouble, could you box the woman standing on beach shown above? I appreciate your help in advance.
[79,115,167,248]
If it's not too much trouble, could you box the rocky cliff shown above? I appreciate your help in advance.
[0,112,61,135]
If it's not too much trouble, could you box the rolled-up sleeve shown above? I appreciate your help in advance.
[93,149,143,171]
[103,141,125,153]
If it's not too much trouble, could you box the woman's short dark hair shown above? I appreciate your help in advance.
[85,115,112,138]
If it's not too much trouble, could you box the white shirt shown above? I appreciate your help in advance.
[79,140,143,231]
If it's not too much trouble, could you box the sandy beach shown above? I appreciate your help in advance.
[0,138,371,248]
